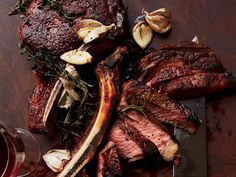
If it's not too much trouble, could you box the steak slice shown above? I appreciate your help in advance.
[159,72,236,99]
[19,0,125,55]
[97,141,123,177]
[108,119,144,162]
[125,111,179,161]
[139,42,224,78]
[120,80,201,134]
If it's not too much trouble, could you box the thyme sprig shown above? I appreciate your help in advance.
[9,0,32,16]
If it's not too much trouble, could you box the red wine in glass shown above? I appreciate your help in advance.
[0,123,41,177]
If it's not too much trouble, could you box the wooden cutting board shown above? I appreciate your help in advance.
[0,0,236,176]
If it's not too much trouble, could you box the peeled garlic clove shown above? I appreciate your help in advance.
[43,149,71,173]
[79,19,103,28]
[77,27,97,41]
[83,24,115,44]
[144,8,171,33]
[60,49,93,65]
[133,21,153,49]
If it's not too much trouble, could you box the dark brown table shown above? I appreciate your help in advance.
[0,0,236,176]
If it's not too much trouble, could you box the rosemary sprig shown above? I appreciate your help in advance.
[119,95,147,117]
[9,0,32,16]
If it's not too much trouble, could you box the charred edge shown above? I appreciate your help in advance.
[119,119,161,159]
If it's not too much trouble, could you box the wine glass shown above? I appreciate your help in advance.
[0,122,41,177]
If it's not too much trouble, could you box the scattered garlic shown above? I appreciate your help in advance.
[60,49,93,65]
[77,19,116,44]
[144,8,171,33]
[132,21,153,49]
[43,149,71,173]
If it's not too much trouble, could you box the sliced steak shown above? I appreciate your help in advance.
[159,72,236,99]
[97,141,123,177]
[125,111,179,161]
[138,42,224,77]
[120,80,201,134]
[108,119,144,162]
[19,0,125,55]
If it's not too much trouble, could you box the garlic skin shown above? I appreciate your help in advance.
[144,8,171,33]
[43,149,71,173]
[77,19,116,44]
[132,21,153,49]
[60,49,93,65]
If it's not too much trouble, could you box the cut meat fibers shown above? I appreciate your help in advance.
[120,80,201,134]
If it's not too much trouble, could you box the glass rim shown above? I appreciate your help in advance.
[0,125,10,177]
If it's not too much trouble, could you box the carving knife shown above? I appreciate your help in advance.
[173,97,207,177]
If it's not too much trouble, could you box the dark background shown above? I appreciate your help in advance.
[0,0,236,176]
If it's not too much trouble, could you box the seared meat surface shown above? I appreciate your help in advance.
[109,111,179,162]
[19,0,125,55]
[138,41,236,99]
[120,80,201,134]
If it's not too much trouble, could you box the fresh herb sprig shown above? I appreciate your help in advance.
[119,95,147,117]
[19,43,64,77]
[9,0,32,16]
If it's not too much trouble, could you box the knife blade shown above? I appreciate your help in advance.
[173,97,207,177]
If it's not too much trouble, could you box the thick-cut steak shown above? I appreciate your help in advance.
[19,0,125,55]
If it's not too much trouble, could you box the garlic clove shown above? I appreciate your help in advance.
[79,19,103,28]
[77,19,116,44]
[144,8,171,33]
[43,149,71,173]
[77,27,97,41]
[60,49,93,65]
[132,21,153,49]
[82,24,115,44]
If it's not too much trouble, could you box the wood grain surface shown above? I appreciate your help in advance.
[0,0,236,177]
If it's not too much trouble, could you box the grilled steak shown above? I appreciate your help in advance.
[97,141,123,177]
[158,72,236,99]
[120,80,201,134]
[109,112,178,162]
[138,41,236,99]
[125,111,178,161]
[19,0,125,55]
[109,119,144,162]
